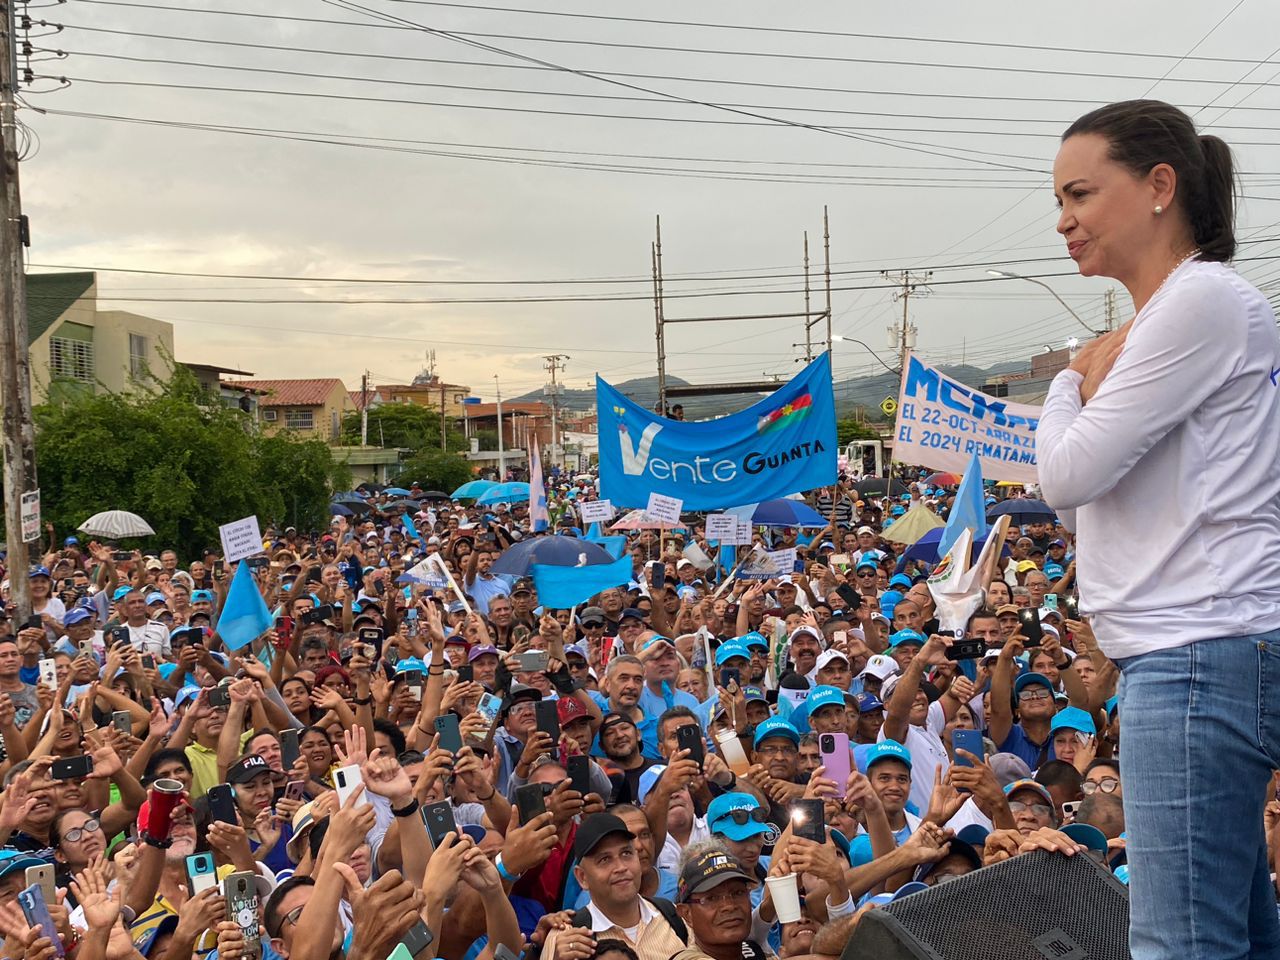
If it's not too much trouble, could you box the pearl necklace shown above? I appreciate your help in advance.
[1159,248,1200,291]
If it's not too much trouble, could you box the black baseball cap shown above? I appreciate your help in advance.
[573,813,634,860]
[678,849,753,903]
[227,753,272,784]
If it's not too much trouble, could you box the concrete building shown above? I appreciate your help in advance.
[27,272,175,401]
[224,378,354,442]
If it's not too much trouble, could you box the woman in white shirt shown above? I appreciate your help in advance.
[1038,100,1280,960]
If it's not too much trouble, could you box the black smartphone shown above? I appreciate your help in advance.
[401,921,435,958]
[420,800,458,848]
[514,783,546,824]
[534,700,560,742]
[109,625,130,649]
[51,755,93,780]
[23,615,42,631]
[207,783,239,825]
[1065,596,1080,618]
[142,653,156,670]
[280,729,301,772]
[566,755,591,796]
[456,664,473,684]
[112,550,133,562]
[790,798,825,844]
[675,723,705,768]
[648,560,664,591]
[1019,607,1044,646]
[947,639,985,661]
[245,556,269,570]
[305,568,323,584]
[303,604,335,625]
[433,714,463,754]
[719,667,740,689]
[207,684,233,709]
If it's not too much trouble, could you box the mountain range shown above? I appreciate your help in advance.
[511,360,1027,419]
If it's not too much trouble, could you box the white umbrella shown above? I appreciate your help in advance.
[78,510,155,539]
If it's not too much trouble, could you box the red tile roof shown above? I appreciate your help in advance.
[231,378,347,408]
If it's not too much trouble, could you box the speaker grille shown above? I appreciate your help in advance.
[845,849,1130,960]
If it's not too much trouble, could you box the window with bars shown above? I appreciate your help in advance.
[284,408,314,430]
[49,337,94,382]
[129,334,148,378]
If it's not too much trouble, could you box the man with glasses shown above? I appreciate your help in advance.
[616,610,646,655]
[705,794,772,905]
[750,719,804,817]
[988,638,1057,772]
[1003,779,1058,836]
[671,847,765,960]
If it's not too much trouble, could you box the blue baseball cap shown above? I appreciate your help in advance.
[637,764,666,805]
[1044,563,1065,581]
[1013,672,1055,697]
[1004,778,1054,805]
[879,589,904,620]
[28,566,50,579]
[394,657,426,675]
[1050,706,1096,736]
[191,590,214,603]
[855,558,879,573]
[741,684,767,703]
[806,685,847,716]
[64,606,95,627]
[888,574,913,590]
[0,848,47,879]
[1061,823,1107,853]
[890,506,906,517]
[1104,695,1119,718]
[714,641,752,666]
[145,592,167,606]
[706,793,772,842]
[63,537,79,547]
[173,685,202,709]
[865,739,912,772]
[855,692,884,713]
[739,632,769,651]
[888,629,926,650]
[752,717,800,749]
[111,586,133,602]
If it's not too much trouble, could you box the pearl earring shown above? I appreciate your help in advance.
[1154,205,1164,215]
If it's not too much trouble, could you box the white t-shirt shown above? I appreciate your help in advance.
[1038,259,1280,658]
[878,699,950,815]
[657,816,709,874]
[126,621,171,659]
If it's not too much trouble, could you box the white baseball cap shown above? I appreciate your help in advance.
[857,653,899,682]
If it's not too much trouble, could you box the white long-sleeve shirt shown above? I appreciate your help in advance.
[1037,259,1280,658]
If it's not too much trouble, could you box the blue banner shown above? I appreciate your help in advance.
[597,352,837,511]
[217,561,273,651]
[531,553,633,609]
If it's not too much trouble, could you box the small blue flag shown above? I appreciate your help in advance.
[584,525,627,560]
[530,554,632,609]
[217,560,273,651]
[401,514,422,542]
[529,437,550,533]
[937,450,987,561]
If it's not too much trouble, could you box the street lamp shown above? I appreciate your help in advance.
[986,269,1099,336]
[827,335,902,376]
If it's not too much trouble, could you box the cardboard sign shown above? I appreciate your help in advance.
[579,499,615,523]
[645,492,684,526]
[19,491,39,544]
[219,515,264,564]
[705,513,739,542]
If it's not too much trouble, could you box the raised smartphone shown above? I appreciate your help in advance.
[185,852,218,894]
[952,728,985,768]
[818,731,851,798]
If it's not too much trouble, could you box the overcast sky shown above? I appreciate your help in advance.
[22,0,1280,402]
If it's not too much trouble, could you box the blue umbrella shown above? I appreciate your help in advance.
[332,491,367,504]
[451,479,497,501]
[903,526,1007,563]
[490,535,617,577]
[476,481,531,506]
[986,498,1056,526]
[725,498,828,528]
[383,486,412,497]
[328,503,354,517]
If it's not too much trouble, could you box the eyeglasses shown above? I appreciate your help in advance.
[62,818,100,843]
[271,904,306,939]
[688,887,751,907]
[755,744,798,758]
[1008,801,1052,818]
[1018,689,1053,702]
[712,807,768,827]
[856,571,876,579]
[1082,777,1119,795]
[509,703,537,717]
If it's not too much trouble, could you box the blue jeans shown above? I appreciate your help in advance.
[1117,633,1280,960]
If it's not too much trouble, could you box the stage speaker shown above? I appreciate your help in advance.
[842,849,1130,960]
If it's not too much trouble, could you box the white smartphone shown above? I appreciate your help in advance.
[38,659,57,690]
[333,764,365,807]
[833,630,847,648]
[1062,799,1082,822]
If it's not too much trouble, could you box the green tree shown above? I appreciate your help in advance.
[391,449,474,493]
[32,367,349,557]
[339,404,464,450]
[836,417,881,446]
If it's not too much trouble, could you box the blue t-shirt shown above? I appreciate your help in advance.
[997,723,1050,772]
[849,818,917,868]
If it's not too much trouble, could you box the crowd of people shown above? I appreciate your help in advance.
[0,466,1203,960]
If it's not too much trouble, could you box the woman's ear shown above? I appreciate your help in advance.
[1149,162,1178,212]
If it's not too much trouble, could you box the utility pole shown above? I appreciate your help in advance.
[0,0,35,620]
[1104,288,1117,333]
[360,371,368,446]
[543,353,567,471]
[881,270,932,373]
[493,374,505,481]
[439,380,446,452]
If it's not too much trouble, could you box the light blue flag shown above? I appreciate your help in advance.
[937,450,987,561]
[531,554,632,609]
[529,437,550,533]
[584,525,627,560]
[217,560,273,651]
[401,514,422,542]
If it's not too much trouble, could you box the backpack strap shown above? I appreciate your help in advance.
[649,898,689,944]
[572,908,592,928]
